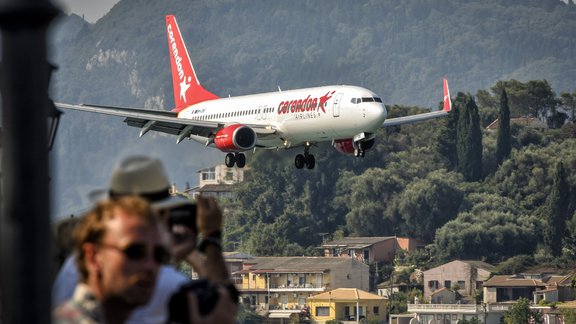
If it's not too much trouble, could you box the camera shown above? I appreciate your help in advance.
[167,203,197,230]
[167,203,197,244]
[167,279,239,323]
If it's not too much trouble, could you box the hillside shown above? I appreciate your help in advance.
[49,0,576,217]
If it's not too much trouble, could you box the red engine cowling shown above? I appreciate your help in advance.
[214,124,257,152]
[333,139,356,155]
[333,138,375,155]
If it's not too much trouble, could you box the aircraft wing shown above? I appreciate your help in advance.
[382,110,449,127]
[55,103,276,143]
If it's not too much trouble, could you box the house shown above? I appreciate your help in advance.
[483,273,576,304]
[430,287,459,304]
[377,267,423,298]
[308,288,387,323]
[186,164,245,199]
[320,236,424,264]
[223,251,253,285]
[234,256,369,317]
[486,117,548,132]
[423,260,495,302]
[405,302,576,324]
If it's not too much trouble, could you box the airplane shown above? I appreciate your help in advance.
[56,15,452,170]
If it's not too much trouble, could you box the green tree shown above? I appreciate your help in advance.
[436,99,459,169]
[492,80,558,119]
[503,297,543,324]
[560,91,576,122]
[336,168,404,236]
[434,193,540,262]
[457,93,483,181]
[543,161,571,257]
[396,170,464,242]
[560,308,576,324]
[496,88,512,165]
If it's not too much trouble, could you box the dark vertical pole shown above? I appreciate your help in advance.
[0,0,60,323]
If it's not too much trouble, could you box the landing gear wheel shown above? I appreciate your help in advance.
[354,147,365,158]
[295,154,305,169]
[305,154,315,169]
[225,153,235,168]
[236,153,246,168]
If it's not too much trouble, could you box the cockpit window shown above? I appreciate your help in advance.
[352,97,382,104]
[361,97,382,103]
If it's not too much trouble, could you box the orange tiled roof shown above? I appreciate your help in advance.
[307,288,385,301]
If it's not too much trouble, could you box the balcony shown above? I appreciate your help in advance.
[407,303,510,314]
[269,283,326,292]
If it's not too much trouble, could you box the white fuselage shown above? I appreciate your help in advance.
[178,85,387,149]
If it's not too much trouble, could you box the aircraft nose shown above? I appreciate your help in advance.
[368,102,387,124]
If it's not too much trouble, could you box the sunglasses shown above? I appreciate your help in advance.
[97,243,170,264]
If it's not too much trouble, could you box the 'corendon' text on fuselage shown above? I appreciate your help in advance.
[277,91,335,115]
[167,24,185,81]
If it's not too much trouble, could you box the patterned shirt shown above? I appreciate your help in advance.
[53,283,104,324]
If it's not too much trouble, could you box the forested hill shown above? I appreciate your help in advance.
[49,0,576,217]
[52,0,576,107]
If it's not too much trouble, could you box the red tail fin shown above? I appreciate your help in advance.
[166,15,218,112]
[442,78,451,112]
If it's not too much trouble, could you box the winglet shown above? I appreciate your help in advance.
[442,78,451,112]
[166,15,219,112]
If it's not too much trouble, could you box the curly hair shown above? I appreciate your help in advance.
[74,196,156,282]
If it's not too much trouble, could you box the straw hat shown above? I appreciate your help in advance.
[105,155,192,210]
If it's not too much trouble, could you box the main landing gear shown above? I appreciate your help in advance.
[295,145,315,169]
[225,152,246,168]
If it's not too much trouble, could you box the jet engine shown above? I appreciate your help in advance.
[214,124,257,152]
[333,138,375,156]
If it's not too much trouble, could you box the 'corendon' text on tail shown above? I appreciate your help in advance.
[166,15,218,112]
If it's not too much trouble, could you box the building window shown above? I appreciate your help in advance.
[225,171,234,181]
[373,306,379,315]
[444,280,451,288]
[428,280,439,289]
[363,249,369,260]
[202,168,216,181]
[316,306,329,316]
[458,281,466,290]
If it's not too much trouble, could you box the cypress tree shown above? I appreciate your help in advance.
[457,93,483,181]
[543,161,570,257]
[496,88,511,165]
[456,92,468,175]
[436,98,459,169]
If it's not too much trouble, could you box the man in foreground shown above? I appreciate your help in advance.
[52,156,237,323]
[53,196,166,323]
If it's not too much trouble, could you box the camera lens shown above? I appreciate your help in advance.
[168,204,197,232]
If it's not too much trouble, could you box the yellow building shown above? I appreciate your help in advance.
[308,288,387,323]
[235,257,370,318]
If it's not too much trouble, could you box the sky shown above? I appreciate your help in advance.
[54,0,121,23]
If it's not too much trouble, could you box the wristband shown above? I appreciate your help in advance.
[198,236,222,253]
